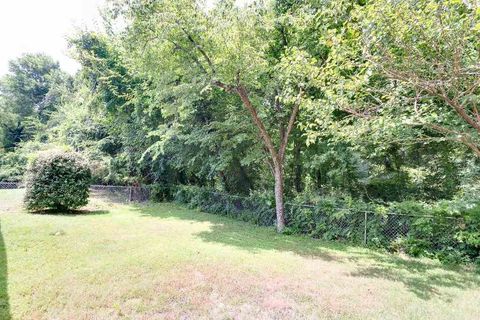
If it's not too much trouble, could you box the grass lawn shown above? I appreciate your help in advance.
[0,189,479,319]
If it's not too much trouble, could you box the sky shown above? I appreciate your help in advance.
[0,0,252,77]
[0,0,105,76]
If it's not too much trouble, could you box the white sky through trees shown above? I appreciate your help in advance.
[0,0,105,76]
[0,0,251,76]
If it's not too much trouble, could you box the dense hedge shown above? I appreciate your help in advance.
[24,151,92,211]
[173,185,275,226]
[169,185,480,264]
[285,199,480,264]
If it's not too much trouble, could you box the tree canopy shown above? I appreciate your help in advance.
[0,0,478,231]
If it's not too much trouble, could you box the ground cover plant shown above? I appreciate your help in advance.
[155,184,479,264]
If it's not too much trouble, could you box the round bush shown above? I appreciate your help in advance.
[24,151,92,211]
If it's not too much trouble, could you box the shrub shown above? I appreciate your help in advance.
[173,185,275,226]
[24,151,92,211]
[169,185,480,264]
[148,184,176,202]
[0,151,26,182]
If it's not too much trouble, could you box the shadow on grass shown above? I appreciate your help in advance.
[137,203,343,261]
[346,252,480,301]
[137,202,480,301]
[29,209,109,216]
[0,223,10,319]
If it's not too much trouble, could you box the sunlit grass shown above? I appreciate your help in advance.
[0,189,479,319]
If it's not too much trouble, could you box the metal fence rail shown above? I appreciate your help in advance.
[0,182,21,189]
[286,201,466,253]
[173,187,466,254]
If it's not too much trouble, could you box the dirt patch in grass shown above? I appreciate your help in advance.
[133,261,395,319]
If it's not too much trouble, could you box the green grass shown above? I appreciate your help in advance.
[0,189,479,319]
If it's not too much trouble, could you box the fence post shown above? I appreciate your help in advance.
[128,186,133,202]
[363,211,368,246]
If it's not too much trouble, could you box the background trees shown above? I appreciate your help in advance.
[108,0,318,230]
[0,0,478,231]
[364,0,480,157]
[0,53,71,149]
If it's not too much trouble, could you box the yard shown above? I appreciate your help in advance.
[0,189,479,320]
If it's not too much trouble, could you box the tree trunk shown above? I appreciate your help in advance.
[273,163,286,232]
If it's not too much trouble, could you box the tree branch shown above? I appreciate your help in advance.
[438,89,480,133]
[279,88,303,161]
[169,40,208,75]
[235,85,279,163]
[211,80,236,93]
[178,25,216,76]
[424,122,480,158]
[383,66,480,134]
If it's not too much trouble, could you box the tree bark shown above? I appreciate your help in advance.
[235,87,288,232]
[273,162,286,232]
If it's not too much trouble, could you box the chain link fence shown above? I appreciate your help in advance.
[172,186,469,258]
[0,182,21,189]
[0,182,469,257]
[0,182,150,203]
[90,185,150,203]
[284,203,367,243]
[282,202,466,256]
[174,187,275,226]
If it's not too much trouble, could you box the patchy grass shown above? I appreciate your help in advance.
[0,189,479,319]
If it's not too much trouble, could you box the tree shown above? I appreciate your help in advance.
[0,53,71,149]
[297,0,479,200]
[109,0,322,231]
[363,0,480,157]
[67,32,162,184]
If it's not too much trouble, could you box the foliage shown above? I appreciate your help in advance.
[0,141,61,182]
[363,0,480,157]
[174,185,275,226]
[0,0,478,261]
[0,151,25,182]
[0,0,471,204]
[172,184,480,264]
[0,53,71,149]
[24,151,92,211]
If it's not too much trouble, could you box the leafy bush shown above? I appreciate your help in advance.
[170,185,480,264]
[24,151,92,211]
[0,151,26,182]
[174,185,275,226]
[148,184,177,202]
